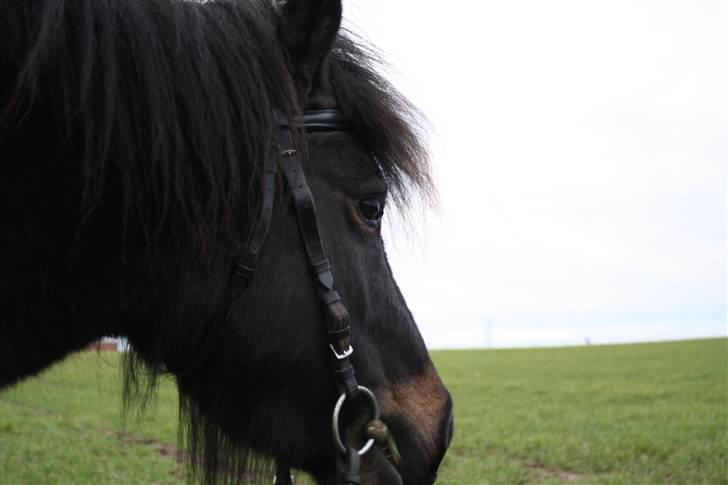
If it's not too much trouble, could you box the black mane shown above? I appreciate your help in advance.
[0,0,431,481]
[1,0,429,250]
[2,0,297,250]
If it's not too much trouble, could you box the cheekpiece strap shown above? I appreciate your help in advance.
[275,114,360,399]
[229,150,278,298]
[266,109,383,484]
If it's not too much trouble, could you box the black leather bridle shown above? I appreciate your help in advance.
[227,109,400,485]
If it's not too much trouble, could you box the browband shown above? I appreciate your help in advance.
[277,108,349,132]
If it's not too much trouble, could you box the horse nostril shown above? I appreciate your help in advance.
[445,412,454,448]
[438,392,454,451]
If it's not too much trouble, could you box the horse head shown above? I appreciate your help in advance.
[168,1,452,483]
[0,0,452,482]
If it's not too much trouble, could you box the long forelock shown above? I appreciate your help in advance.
[328,33,434,212]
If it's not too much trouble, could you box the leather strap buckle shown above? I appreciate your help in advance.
[329,343,353,360]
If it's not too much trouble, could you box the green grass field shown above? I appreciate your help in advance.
[1,338,726,484]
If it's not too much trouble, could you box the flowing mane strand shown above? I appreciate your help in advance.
[329,34,433,209]
[2,0,297,249]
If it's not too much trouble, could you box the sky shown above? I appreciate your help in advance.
[345,0,727,348]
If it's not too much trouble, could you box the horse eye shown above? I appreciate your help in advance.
[357,198,384,224]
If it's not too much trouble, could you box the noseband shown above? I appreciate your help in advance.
[227,109,400,484]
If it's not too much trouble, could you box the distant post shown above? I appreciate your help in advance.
[484,317,493,348]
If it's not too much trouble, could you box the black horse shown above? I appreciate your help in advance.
[0,0,453,483]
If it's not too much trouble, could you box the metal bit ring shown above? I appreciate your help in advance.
[332,385,380,455]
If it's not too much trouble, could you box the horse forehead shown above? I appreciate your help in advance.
[308,133,379,182]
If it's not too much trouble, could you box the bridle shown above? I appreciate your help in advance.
[227,108,401,484]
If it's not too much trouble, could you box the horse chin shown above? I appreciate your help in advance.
[311,448,403,485]
[358,448,405,485]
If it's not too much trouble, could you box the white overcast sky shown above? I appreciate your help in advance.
[345,0,727,348]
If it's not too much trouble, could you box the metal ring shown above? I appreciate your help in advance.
[331,385,380,455]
